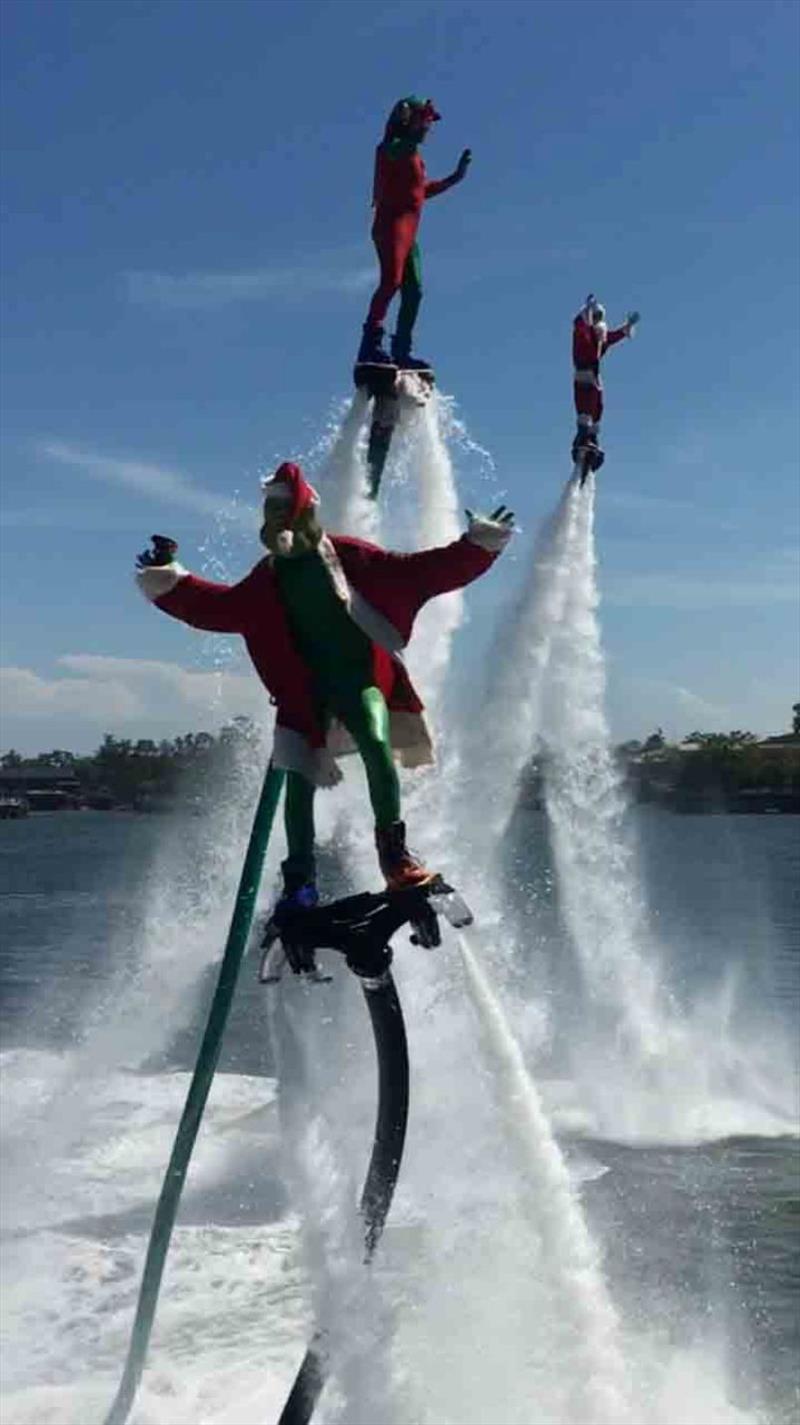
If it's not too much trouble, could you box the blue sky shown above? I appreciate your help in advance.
[1,0,798,754]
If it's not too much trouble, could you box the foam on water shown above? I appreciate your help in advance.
[0,742,285,1237]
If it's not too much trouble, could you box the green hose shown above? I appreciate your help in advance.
[103,762,285,1425]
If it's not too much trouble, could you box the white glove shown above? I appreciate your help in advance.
[465,504,515,553]
[624,310,640,336]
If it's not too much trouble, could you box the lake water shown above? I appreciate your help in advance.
[0,805,797,1425]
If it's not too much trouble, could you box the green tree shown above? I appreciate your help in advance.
[643,729,666,752]
[34,749,77,768]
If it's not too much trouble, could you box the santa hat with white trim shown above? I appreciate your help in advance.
[261,461,320,523]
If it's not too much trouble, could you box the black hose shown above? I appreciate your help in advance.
[277,970,409,1425]
[359,974,410,1257]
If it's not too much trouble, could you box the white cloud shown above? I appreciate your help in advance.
[124,262,374,310]
[671,684,732,722]
[36,441,255,525]
[0,656,270,754]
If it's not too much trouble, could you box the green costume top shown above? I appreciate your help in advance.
[383,135,419,159]
[274,549,401,837]
[274,550,373,698]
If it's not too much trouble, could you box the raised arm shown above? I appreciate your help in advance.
[135,535,254,634]
[603,326,629,352]
[604,311,640,353]
[424,147,472,198]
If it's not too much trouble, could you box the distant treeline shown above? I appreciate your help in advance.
[616,722,800,811]
[0,718,262,806]
[513,711,800,814]
[3,709,800,813]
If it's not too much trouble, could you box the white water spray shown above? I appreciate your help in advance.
[314,391,379,541]
[371,392,465,714]
[465,479,582,844]
[534,476,798,1145]
[268,986,402,1425]
[404,394,464,706]
[456,930,632,1424]
[540,480,667,1063]
[370,418,635,1422]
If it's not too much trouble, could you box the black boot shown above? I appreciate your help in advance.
[259,857,321,983]
[572,426,603,463]
[276,854,318,914]
[356,323,393,366]
[391,332,432,371]
[572,424,594,457]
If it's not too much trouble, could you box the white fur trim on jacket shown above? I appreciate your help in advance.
[324,707,435,771]
[466,516,513,555]
[317,535,406,652]
[389,709,435,767]
[135,563,188,602]
[574,368,602,388]
[348,586,406,653]
[272,726,344,788]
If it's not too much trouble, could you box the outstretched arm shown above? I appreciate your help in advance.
[604,311,640,353]
[135,536,253,634]
[604,326,629,352]
[377,506,515,604]
[425,147,472,198]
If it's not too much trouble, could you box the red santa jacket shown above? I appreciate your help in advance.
[372,143,456,218]
[137,532,495,786]
[573,317,628,390]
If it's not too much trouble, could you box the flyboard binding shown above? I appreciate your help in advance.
[258,874,472,986]
[572,438,605,488]
[353,362,435,499]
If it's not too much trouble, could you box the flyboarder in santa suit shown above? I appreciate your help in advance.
[356,96,472,370]
[136,463,513,912]
[572,294,639,478]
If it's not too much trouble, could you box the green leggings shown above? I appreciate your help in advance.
[396,241,423,351]
[283,685,400,878]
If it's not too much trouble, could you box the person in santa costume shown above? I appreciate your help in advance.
[572,294,640,466]
[356,96,472,371]
[136,462,513,908]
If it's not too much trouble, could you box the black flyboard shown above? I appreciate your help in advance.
[572,442,605,488]
[259,874,473,984]
[353,363,435,498]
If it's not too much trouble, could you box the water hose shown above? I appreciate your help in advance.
[103,762,285,1425]
[277,970,409,1425]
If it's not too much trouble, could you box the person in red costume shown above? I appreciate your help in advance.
[572,294,640,467]
[136,463,514,900]
[356,96,472,370]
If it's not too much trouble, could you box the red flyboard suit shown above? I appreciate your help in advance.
[572,314,629,429]
[366,144,459,329]
[140,532,495,787]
